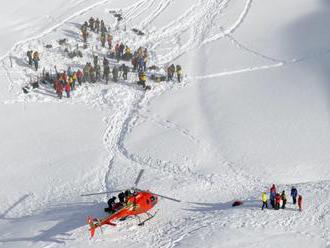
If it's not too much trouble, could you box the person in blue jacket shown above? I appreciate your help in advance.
[291,186,298,205]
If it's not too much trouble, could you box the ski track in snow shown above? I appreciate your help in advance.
[1,0,330,247]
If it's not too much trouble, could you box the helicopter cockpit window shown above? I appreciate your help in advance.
[150,196,156,202]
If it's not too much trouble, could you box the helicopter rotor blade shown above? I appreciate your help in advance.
[152,192,181,203]
[134,169,145,187]
[81,190,124,197]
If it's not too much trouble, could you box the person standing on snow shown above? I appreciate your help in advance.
[167,64,175,81]
[82,28,88,43]
[89,17,95,31]
[298,195,303,211]
[270,184,276,208]
[103,63,110,84]
[76,69,83,85]
[176,65,183,82]
[281,191,287,209]
[65,82,71,98]
[100,32,106,48]
[95,18,100,33]
[291,186,298,205]
[112,66,119,82]
[93,55,98,68]
[27,50,33,65]
[95,64,101,80]
[261,192,268,210]
[107,34,113,49]
[122,64,128,80]
[101,19,107,33]
[83,63,91,82]
[32,51,40,71]
[90,66,96,83]
[275,193,281,210]
[55,79,63,99]
[119,43,125,58]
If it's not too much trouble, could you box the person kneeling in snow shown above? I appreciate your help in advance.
[137,71,149,89]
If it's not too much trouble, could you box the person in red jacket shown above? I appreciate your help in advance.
[55,80,63,99]
[76,69,83,85]
[298,195,302,211]
[270,184,276,194]
[275,193,281,210]
[270,184,276,208]
[64,83,71,98]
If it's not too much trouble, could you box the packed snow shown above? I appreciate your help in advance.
[1,0,330,247]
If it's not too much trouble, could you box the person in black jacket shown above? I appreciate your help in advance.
[104,196,116,213]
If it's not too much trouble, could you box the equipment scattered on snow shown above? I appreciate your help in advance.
[58,38,68,46]
[132,28,145,36]
[232,200,243,207]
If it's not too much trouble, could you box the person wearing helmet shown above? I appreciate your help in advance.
[104,196,117,213]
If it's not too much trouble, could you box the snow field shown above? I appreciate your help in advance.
[0,0,330,247]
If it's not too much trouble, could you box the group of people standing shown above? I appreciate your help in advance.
[81,17,108,43]
[261,185,302,211]
[25,14,184,97]
[167,64,183,82]
[53,67,83,99]
[82,55,129,84]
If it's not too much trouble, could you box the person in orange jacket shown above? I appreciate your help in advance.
[298,195,302,211]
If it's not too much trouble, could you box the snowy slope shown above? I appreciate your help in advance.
[1,0,330,247]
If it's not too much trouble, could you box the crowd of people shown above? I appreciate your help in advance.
[261,184,302,211]
[24,15,184,97]
[81,17,108,43]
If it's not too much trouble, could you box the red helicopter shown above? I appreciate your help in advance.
[81,169,180,238]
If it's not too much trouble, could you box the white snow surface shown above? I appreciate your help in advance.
[1,0,330,247]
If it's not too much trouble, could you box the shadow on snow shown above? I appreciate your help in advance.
[0,200,106,244]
